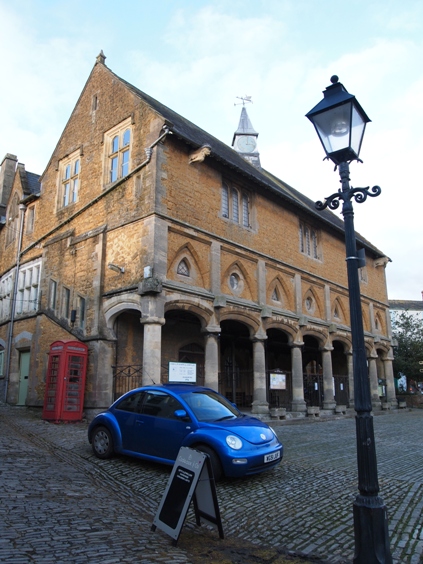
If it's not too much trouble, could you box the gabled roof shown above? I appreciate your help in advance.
[112,67,386,259]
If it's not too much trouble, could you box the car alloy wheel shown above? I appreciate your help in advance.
[92,426,114,459]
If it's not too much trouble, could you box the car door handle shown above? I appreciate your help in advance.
[136,420,144,426]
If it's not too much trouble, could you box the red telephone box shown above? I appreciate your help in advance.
[42,340,88,422]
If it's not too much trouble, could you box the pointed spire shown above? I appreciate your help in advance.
[232,106,261,168]
[234,107,258,137]
[96,50,106,65]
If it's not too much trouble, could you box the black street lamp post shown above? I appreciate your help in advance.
[306,76,392,563]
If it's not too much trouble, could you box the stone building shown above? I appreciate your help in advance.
[0,52,396,416]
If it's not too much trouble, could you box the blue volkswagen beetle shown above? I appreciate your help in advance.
[88,384,283,479]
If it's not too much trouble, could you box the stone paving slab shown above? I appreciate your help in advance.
[0,412,193,563]
[1,405,422,563]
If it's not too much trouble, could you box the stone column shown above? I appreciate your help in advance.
[368,354,381,409]
[141,317,165,386]
[290,344,306,413]
[347,351,354,407]
[251,337,269,415]
[204,331,220,391]
[322,347,336,410]
[383,353,397,406]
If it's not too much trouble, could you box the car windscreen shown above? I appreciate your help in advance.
[181,390,240,422]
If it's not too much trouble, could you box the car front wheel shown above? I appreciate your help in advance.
[91,426,114,459]
[196,444,223,481]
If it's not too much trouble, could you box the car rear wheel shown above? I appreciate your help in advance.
[196,444,223,481]
[91,426,114,459]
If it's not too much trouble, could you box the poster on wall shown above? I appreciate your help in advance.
[169,362,197,383]
[270,372,287,390]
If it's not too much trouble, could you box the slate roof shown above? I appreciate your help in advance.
[113,68,386,259]
[17,164,41,199]
[26,171,41,195]
[389,300,423,311]
[233,106,258,139]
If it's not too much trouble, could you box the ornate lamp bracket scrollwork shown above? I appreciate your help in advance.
[316,184,381,212]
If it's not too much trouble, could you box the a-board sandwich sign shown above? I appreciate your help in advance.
[152,446,224,545]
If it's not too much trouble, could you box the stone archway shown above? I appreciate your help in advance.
[162,309,205,384]
[302,335,323,407]
[113,310,144,398]
[219,319,253,407]
[332,340,350,405]
[266,328,292,409]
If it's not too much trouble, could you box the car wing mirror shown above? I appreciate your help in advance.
[174,409,189,420]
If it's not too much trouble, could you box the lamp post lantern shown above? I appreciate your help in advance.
[306,76,392,563]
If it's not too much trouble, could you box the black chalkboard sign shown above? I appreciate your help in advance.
[152,446,224,545]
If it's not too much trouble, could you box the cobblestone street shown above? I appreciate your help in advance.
[0,406,422,563]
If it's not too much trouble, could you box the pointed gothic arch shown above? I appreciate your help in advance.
[374,311,384,334]
[169,242,204,286]
[303,287,323,319]
[332,297,348,324]
[223,260,254,301]
[268,276,292,310]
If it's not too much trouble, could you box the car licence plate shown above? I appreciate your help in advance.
[264,450,280,463]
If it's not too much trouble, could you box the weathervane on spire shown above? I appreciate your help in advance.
[234,95,253,106]
[232,96,260,168]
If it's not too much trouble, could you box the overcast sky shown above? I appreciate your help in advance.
[1,0,422,301]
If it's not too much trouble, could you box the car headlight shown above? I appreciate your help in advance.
[269,426,278,437]
[226,435,243,450]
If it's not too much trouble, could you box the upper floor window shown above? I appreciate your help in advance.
[61,287,71,319]
[299,221,319,260]
[0,260,41,320]
[221,182,250,228]
[105,119,132,184]
[59,152,80,209]
[16,262,41,314]
[49,279,57,311]
[6,194,19,247]
[0,272,13,320]
[26,205,35,234]
[177,259,190,277]
[78,296,86,330]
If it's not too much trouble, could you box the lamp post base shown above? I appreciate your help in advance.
[353,496,392,564]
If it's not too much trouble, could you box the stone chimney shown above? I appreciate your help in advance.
[0,153,18,209]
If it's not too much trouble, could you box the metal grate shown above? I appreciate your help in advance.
[333,374,350,405]
[303,373,324,407]
[112,365,143,401]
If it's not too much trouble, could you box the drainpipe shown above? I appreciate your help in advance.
[4,204,26,403]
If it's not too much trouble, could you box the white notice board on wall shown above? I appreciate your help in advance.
[270,373,287,390]
[169,362,197,383]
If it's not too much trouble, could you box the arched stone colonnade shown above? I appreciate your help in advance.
[103,293,396,416]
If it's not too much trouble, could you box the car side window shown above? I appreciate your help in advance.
[115,391,144,413]
[140,391,186,420]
